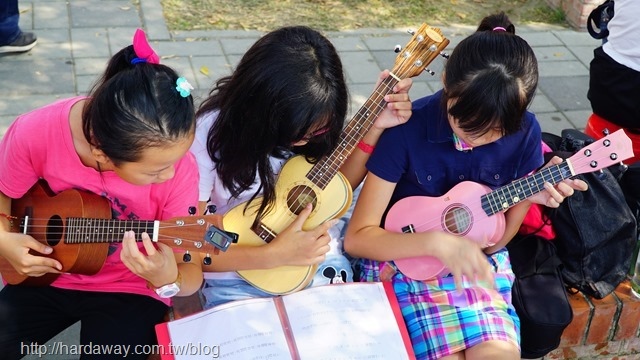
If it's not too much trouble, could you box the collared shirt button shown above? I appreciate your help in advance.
[459,175,464,180]
[494,174,500,180]
[427,175,432,181]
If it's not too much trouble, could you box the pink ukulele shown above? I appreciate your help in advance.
[385,129,634,281]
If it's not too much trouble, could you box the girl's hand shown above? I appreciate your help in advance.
[0,232,62,277]
[372,70,413,130]
[120,230,179,287]
[528,156,589,208]
[267,203,336,267]
[432,233,494,291]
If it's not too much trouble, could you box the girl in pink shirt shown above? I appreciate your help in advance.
[0,29,203,359]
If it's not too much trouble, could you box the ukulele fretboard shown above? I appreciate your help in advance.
[63,218,157,243]
[481,162,574,216]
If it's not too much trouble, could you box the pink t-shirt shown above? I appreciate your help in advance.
[0,97,199,305]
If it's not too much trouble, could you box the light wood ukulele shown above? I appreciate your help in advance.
[0,180,225,286]
[222,24,450,295]
[385,129,634,281]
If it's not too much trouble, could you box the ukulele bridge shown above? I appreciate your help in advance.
[401,224,415,233]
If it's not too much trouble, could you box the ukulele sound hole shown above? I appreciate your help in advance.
[287,185,318,215]
[443,205,472,236]
[46,215,64,246]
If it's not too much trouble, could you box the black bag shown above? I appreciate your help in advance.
[507,234,572,359]
[543,130,637,299]
[587,0,614,40]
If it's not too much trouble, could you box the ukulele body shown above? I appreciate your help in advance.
[1,181,112,286]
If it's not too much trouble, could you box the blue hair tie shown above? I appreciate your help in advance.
[131,57,147,65]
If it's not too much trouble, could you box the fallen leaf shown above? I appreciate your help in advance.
[120,6,131,11]
[200,66,210,77]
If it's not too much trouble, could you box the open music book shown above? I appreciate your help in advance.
[156,282,415,360]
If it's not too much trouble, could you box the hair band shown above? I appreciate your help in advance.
[493,27,507,32]
[132,28,160,64]
[130,57,147,65]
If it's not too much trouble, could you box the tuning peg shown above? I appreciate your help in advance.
[205,204,217,214]
[424,69,435,76]
[183,251,191,263]
[440,51,450,59]
[188,206,196,215]
[619,162,629,172]
[615,163,629,181]
[407,29,415,35]
[394,44,402,53]
[203,253,212,266]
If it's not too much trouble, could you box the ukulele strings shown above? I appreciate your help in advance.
[251,30,447,242]
[403,164,568,234]
[280,49,424,225]
[404,139,613,235]
[10,219,212,249]
[248,76,399,238]
[285,77,395,216]
[285,29,444,220]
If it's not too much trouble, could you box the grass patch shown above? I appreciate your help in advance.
[161,0,568,32]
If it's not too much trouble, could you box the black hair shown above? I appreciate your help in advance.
[443,12,538,137]
[196,26,348,223]
[82,45,195,165]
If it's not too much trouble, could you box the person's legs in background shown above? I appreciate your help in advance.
[0,0,37,54]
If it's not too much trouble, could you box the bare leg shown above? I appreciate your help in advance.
[464,340,520,360]
[440,352,465,360]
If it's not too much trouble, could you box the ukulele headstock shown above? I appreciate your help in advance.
[567,129,634,176]
[158,215,238,265]
[391,24,450,80]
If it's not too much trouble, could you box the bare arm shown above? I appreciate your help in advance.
[200,203,336,272]
[344,173,493,289]
[0,191,62,276]
[484,200,531,253]
[197,201,288,271]
[340,71,413,189]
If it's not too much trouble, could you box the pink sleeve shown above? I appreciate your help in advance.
[0,116,42,198]
[159,152,200,220]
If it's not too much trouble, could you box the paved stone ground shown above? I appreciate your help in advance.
[0,0,602,359]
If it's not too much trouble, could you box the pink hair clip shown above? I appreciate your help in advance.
[493,26,507,32]
[132,28,160,64]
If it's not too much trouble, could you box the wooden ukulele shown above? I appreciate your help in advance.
[222,23,450,295]
[385,129,634,281]
[0,180,225,286]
